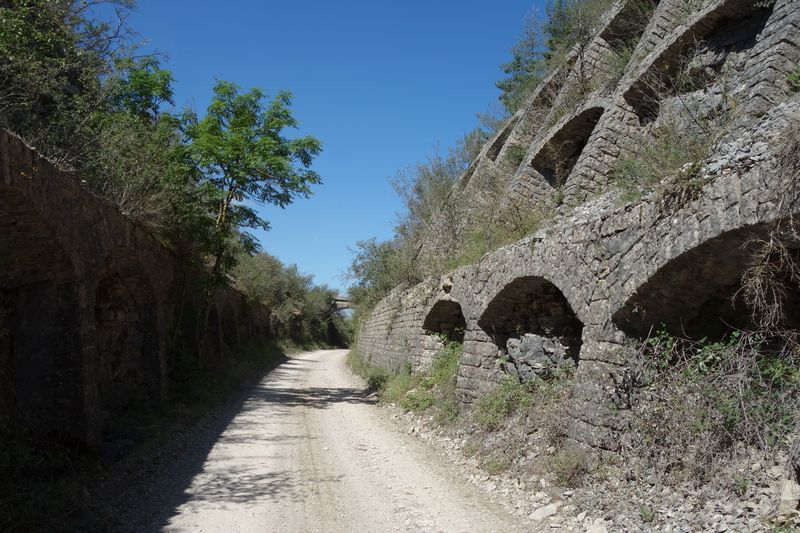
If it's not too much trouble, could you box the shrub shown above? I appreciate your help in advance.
[551,446,589,488]
[504,144,527,168]
[789,68,800,93]
[619,328,800,483]
[474,377,534,431]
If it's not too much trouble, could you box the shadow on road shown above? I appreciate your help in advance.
[81,350,370,532]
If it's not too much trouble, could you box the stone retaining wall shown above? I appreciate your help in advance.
[358,0,800,450]
[0,131,271,446]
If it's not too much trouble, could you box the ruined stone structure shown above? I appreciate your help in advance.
[0,131,270,446]
[357,0,800,449]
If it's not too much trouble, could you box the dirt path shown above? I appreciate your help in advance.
[162,349,524,533]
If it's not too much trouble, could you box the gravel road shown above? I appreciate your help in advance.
[161,349,524,533]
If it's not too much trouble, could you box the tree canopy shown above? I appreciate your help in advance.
[183,82,322,274]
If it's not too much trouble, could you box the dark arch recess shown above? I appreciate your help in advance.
[423,300,466,343]
[613,223,800,340]
[478,276,584,364]
[531,107,604,187]
[95,273,161,412]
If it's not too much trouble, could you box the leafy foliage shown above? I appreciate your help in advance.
[616,328,800,483]
[0,1,322,283]
[183,82,322,274]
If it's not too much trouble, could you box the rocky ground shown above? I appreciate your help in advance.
[390,407,800,532]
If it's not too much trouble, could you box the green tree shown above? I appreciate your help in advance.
[496,11,546,114]
[0,0,134,165]
[184,81,322,275]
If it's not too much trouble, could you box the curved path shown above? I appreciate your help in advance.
[163,349,524,533]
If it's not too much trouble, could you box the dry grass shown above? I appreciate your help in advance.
[617,328,800,485]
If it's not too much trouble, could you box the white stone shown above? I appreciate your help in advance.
[529,502,560,521]
[778,479,800,517]
[585,518,608,533]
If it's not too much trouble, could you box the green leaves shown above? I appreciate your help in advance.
[181,80,322,276]
[108,57,174,118]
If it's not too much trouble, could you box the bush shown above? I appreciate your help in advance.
[789,68,800,92]
[618,328,800,483]
[551,446,589,487]
[474,377,534,431]
[347,341,463,419]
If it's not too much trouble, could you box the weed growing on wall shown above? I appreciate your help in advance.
[613,117,712,204]
[474,377,534,431]
[503,144,527,168]
[788,67,800,93]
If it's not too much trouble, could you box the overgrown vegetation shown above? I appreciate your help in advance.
[233,251,351,348]
[613,116,713,205]
[617,327,800,485]
[0,0,322,286]
[347,339,462,423]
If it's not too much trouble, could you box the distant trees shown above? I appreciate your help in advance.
[234,252,350,346]
[347,133,481,314]
[495,0,617,114]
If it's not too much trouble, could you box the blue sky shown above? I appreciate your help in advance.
[126,0,544,293]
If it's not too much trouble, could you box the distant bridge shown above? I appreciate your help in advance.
[332,297,353,311]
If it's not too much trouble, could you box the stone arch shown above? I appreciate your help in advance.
[423,300,466,343]
[531,106,605,187]
[613,221,800,340]
[0,185,85,440]
[94,272,161,413]
[624,0,774,124]
[478,276,584,380]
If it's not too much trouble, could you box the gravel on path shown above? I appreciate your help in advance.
[159,349,525,533]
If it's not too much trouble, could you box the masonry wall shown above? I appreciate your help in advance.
[0,131,272,446]
[357,0,800,450]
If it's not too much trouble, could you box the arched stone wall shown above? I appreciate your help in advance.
[614,220,800,340]
[0,185,85,442]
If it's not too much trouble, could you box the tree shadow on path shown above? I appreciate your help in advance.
[77,351,373,532]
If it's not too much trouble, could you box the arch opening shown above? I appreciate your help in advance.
[531,107,604,187]
[423,300,466,343]
[95,274,161,414]
[479,276,583,382]
[613,223,800,341]
[624,0,774,125]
